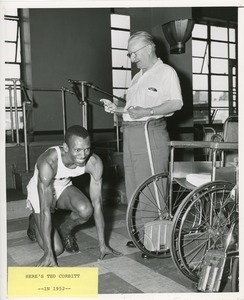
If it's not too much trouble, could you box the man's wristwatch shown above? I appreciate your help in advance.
[150,108,154,116]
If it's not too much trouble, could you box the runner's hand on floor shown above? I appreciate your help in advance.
[98,245,122,260]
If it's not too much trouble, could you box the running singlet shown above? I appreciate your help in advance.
[26,146,86,213]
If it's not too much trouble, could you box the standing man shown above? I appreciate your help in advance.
[100,31,183,257]
[26,125,120,266]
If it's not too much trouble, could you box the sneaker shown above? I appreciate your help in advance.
[62,234,79,253]
[27,215,37,242]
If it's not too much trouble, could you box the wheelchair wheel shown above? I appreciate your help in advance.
[231,257,239,292]
[171,181,236,282]
[126,172,174,258]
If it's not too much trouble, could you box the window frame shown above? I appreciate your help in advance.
[192,20,238,125]
[110,13,131,101]
[4,9,23,136]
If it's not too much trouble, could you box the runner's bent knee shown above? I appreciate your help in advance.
[76,201,93,220]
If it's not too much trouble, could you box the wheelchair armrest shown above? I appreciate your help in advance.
[210,142,238,151]
[169,141,211,149]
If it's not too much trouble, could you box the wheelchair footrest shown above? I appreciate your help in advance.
[198,249,226,292]
[144,220,172,251]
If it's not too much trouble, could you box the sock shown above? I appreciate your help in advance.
[28,213,35,230]
[27,213,37,241]
[59,216,78,237]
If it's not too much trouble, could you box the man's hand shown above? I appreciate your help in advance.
[36,253,58,267]
[98,245,122,260]
[128,106,149,119]
[100,99,117,113]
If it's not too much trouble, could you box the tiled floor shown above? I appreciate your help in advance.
[7,202,234,295]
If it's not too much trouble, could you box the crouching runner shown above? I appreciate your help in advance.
[26,125,121,266]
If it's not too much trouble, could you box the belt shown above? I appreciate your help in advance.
[122,117,165,126]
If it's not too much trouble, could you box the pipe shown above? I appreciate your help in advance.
[31,88,63,92]
[20,83,34,172]
[68,79,125,103]
[85,82,126,103]
[6,78,21,144]
[144,119,162,213]
[115,115,120,152]
[7,78,21,145]
[22,101,29,171]
[61,88,67,136]
[80,81,87,129]
[169,145,175,218]
[7,86,15,142]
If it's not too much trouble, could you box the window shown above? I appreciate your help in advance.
[4,8,23,141]
[110,14,131,102]
[192,22,237,125]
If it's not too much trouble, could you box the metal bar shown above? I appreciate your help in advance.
[81,81,88,129]
[115,115,120,152]
[169,145,175,218]
[12,79,20,145]
[27,86,73,136]
[8,86,15,142]
[86,82,126,103]
[144,119,162,213]
[86,97,103,107]
[6,83,74,154]
[22,101,29,171]
[61,89,67,136]
[169,140,211,148]
[30,88,63,92]
[20,82,34,172]
[68,79,125,103]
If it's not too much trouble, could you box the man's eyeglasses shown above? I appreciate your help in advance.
[127,44,149,59]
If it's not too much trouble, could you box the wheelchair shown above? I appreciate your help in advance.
[126,117,238,290]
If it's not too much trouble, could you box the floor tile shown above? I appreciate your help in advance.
[97,256,192,293]
[57,251,97,267]
[99,272,142,294]
[6,203,236,295]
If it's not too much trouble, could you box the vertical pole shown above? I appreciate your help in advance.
[22,101,29,171]
[8,86,15,142]
[169,145,175,218]
[144,120,162,213]
[211,146,217,181]
[81,81,88,129]
[113,98,120,152]
[12,79,20,145]
[115,115,120,152]
[61,89,67,136]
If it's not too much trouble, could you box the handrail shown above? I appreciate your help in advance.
[5,80,124,173]
[5,82,73,172]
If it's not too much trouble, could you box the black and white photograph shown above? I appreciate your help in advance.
[0,1,243,299]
